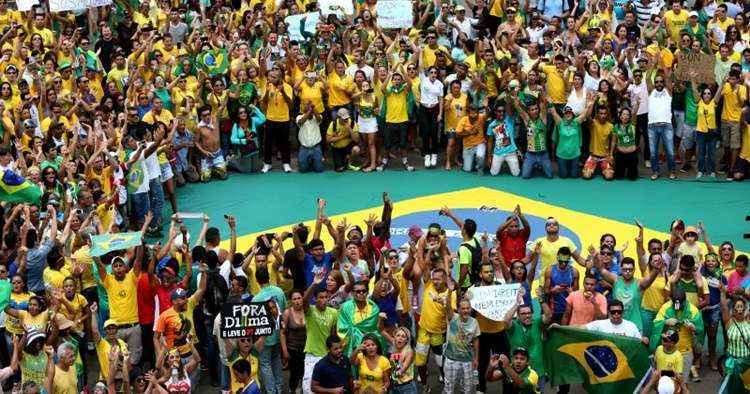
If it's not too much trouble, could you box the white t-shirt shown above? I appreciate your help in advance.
[586,318,642,339]
[142,142,161,181]
[419,75,445,107]
[628,81,649,115]
[127,150,150,194]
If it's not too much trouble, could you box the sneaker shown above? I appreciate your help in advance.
[404,162,415,171]
[709,172,716,178]
[423,155,430,168]
[430,154,438,167]
[726,176,734,182]
[690,366,701,383]
[679,163,692,173]
[645,161,651,169]
[347,163,361,171]
[695,171,703,179]
[283,163,292,173]
[261,164,272,173]
[376,158,389,172]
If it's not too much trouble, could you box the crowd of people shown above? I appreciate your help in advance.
[0,0,748,393]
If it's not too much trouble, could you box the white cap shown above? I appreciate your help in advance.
[688,11,698,17]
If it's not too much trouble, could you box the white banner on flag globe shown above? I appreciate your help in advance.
[468,283,521,321]
[377,0,414,29]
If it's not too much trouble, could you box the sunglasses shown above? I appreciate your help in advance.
[353,289,368,294]
[609,309,623,315]
[387,255,398,259]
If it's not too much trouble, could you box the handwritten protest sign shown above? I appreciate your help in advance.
[90,231,143,257]
[468,283,521,321]
[49,0,87,12]
[220,302,275,338]
[285,13,319,42]
[16,0,38,12]
[88,0,112,7]
[377,0,413,29]
[318,0,354,16]
[674,51,716,85]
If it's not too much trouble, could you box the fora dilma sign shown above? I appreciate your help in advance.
[220,302,275,338]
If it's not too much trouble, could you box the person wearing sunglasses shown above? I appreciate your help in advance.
[651,287,705,382]
[585,300,644,340]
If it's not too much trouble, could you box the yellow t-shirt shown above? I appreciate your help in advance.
[53,365,77,394]
[720,83,747,122]
[655,345,684,374]
[456,114,487,149]
[533,236,577,273]
[384,84,409,124]
[72,246,96,290]
[418,282,456,334]
[655,302,701,353]
[663,277,709,308]
[444,93,468,132]
[19,310,50,333]
[60,294,88,332]
[696,100,716,132]
[664,10,689,43]
[326,119,359,149]
[740,123,750,161]
[103,271,139,324]
[265,83,294,122]
[541,64,566,104]
[327,73,355,107]
[6,292,31,335]
[43,267,71,292]
[143,109,175,125]
[641,271,667,312]
[590,120,613,157]
[356,354,391,393]
[299,81,325,114]
[422,45,450,68]
[95,338,128,380]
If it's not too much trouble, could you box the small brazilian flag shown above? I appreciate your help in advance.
[544,325,650,394]
[720,356,750,394]
[197,48,229,77]
[0,170,42,205]
[90,231,143,257]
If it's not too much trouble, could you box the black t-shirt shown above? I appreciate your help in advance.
[284,248,307,291]
[116,22,137,53]
[95,38,117,71]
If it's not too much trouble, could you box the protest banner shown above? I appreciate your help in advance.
[175,211,206,220]
[468,283,521,321]
[49,0,87,12]
[674,51,716,85]
[89,231,143,257]
[285,13,319,42]
[377,0,413,29]
[220,301,275,338]
[16,0,38,12]
[318,0,353,16]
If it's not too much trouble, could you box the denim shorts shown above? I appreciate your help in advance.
[702,305,722,327]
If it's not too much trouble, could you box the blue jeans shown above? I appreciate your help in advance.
[148,178,165,227]
[648,123,675,173]
[696,131,718,173]
[522,151,553,179]
[557,157,580,178]
[202,314,220,384]
[259,342,284,394]
[390,381,418,393]
[130,192,149,226]
[298,145,324,173]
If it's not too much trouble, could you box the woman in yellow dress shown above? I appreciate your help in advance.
[350,333,391,393]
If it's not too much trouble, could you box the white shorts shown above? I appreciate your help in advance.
[358,117,378,134]
[302,353,324,394]
[159,162,174,183]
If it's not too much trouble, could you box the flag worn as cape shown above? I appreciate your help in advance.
[0,170,42,205]
[336,299,383,356]
[544,325,650,394]
[649,301,705,352]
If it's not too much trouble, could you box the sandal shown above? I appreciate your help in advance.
[669,173,676,180]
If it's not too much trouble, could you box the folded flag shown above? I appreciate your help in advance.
[90,231,143,257]
[0,170,42,204]
[544,325,650,394]
[720,356,750,394]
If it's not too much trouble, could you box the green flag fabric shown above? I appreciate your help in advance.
[336,299,383,357]
[197,48,229,77]
[0,170,42,205]
[720,356,750,394]
[90,231,143,257]
[544,325,650,394]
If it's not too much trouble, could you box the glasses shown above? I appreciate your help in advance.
[609,309,623,315]
[353,289,368,294]
[721,246,733,251]
[238,110,247,115]
[387,255,398,259]
[600,251,613,256]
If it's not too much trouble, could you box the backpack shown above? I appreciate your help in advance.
[204,271,229,315]
[460,238,483,285]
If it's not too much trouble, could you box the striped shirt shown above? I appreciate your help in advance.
[727,319,750,358]
[633,0,665,26]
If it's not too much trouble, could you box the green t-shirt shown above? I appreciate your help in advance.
[525,118,546,153]
[613,123,636,149]
[614,277,643,331]
[444,315,480,362]
[304,306,339,357]
[500,366,540,393]
[684,86,698,126]
[457,238,479,288]
[553,119,581,159]
[506,317,545,377]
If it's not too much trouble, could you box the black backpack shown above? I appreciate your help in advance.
[204,271,229,315]
[460,238,483,285]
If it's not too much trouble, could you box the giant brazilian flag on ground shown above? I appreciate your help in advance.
[544,325,650,394]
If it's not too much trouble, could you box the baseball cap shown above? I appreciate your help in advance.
[171,288,187,300]
[684,226,698,236]
[408,225,423,238]
[337,107,350,120]
[104,319,118,328]
[688,11,698,17]
[455,5,466,11]
[25,329,46,347]
[563,106,573,113]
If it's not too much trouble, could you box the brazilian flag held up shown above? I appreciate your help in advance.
[544,325,650,394]
[0,170,42,205]
[197,48,229,77]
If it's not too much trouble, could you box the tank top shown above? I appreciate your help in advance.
[390,348,416,384]
[526,118,547,153]
[285,311,307,352]
[359,94,376,118]
[614,123,636,149]
[550,265,574,314]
